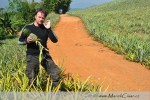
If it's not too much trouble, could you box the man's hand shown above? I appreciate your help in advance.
[27,36,33,43]
[44,20,51,29]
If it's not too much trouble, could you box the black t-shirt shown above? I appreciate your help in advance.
[19,23,58,55]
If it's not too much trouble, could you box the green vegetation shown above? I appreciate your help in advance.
[54,0,72,14]
[69,0,150,69]
[0,12,16,35]
[42,0,72,14]
[0,0,72,39]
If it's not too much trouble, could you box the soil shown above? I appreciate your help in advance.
[47,14,150,91]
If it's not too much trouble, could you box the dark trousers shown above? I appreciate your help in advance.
[26,52,60,87]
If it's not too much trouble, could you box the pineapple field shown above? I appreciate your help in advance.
[0,0,150,93]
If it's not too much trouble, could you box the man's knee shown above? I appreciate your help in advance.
[26,55,39,83]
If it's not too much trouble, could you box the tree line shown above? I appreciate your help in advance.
[0,0,72,38]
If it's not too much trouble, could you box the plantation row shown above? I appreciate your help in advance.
[69,0,150,68]
[0,13,101,92]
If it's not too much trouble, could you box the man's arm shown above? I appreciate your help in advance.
[47,28,58,43]
[44,20,58,43]
[18,30,27,45]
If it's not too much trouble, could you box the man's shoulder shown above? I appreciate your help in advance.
[24,23,34,28]
[20,23,34,33]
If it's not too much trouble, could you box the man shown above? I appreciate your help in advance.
[18,8,60,87]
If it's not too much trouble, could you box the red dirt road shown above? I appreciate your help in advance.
[47,14,150,91]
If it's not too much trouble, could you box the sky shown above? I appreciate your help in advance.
[70,0,112,9]
[0,0,112,10]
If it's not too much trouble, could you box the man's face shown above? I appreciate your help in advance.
[35,12,45,25]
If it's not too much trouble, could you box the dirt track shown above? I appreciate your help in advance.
[47,14,150,91]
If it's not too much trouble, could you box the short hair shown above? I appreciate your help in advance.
[34,8,48,17]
